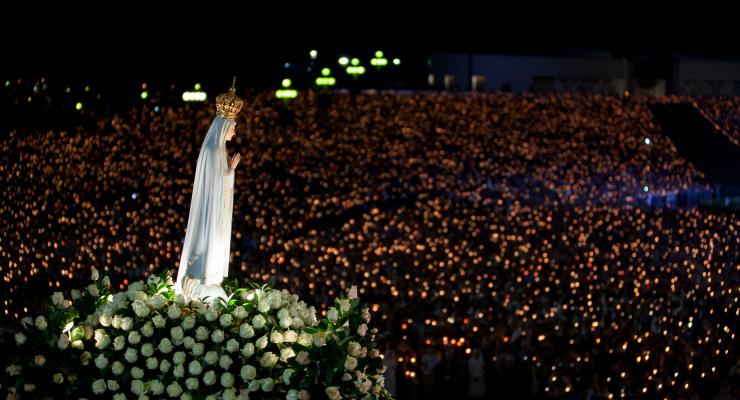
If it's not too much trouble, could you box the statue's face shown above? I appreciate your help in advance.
[226,124,236,141]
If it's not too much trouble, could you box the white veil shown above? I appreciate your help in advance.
[175,116,235,296]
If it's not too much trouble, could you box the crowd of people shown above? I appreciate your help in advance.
[1,87,738,399]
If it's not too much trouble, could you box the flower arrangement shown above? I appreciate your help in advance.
[2,268,392,400]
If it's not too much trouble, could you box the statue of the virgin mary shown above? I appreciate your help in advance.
[175,79,243,303]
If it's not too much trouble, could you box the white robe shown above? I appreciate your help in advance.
[175,116,235,302]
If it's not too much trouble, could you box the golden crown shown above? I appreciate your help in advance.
[215,77,244,120]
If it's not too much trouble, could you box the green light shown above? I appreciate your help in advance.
[346,66,366,75]
[194,83,202,90]
[322,68,331,76]
[4,80,9,87]
[338,57,349,65]
[84,86,90,92]
[65,87,71,94]
[393,58,401,65]
[182,91,207,102]
[371,58,388,66]
[375,51,384,58]
[275,89,298,99]
[282,79,292,88]
[140,91,149,100]
[75,102,82,110]
[315,77,336,86]
[351,58,360,66]
[310,50,318,59]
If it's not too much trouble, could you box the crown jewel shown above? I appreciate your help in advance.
[215,77,244,120]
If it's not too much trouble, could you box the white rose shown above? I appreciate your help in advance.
[34,316,47,330]
[141,322,154,337]
[327,308,338,322]
[192,343,205,356]
[261,378,274,392]
[128,331,142,345]
[348,342,361,357]
[219,355,233,370]
[92,379,107,394]
[131,379,145,395]
[342,373,352,381]
[268,293,282,309]
[125,348,139,363]
[221,372,235,388]
[53,373,64,384]
[339,299,350,313]
[211,329,225,344]
[94,354,108,369]
[146,357,159,370]
[120,317,133,331]
[147,294,166,310]
[195,326,209,341]
[325,386,341,400]
[5,364,21,376]
[112,361,126,375]
[282,368,295,385]
[181,316,196,331]
[152,315,166,329]
[185,377,199,391]
[57,333,70,350]
[270,331,284,344]
[112,315,123,329]
[205,308,219,322]
[257,300,270,313]
[219,314,233,327]
[149,379,165,395]
[241,343,255,358]
[80,351,92,366]
[256,335,268,349]
[252,315,266,330]
[313,332,327,347]
[239,323,255,339]
[358,347,367,358]
[297,332,312,347]
[173,364,185,378]
[167,304,181,320]
[99,315,112,327]
[51,292,64,306]
[160,359,171,374]
[34,355,46,366]
[232,306,247,320]
[205,351,219,365]
[283,330,298,343]
[247,380,261,392]
[113,335,126,351]
[358,377,372,393]
[280,347,296,362]
[286,389,300,400]
[369,349,380,358]
[71,340,84,350]
[296,351,310,365]
[170,326,184,342]
[107,379,120,391]
[158,338,173,353]
[260,352,279,368]
[132,299,150,318]
[131,366,144,379]
[87,283,99,297]
[95,329,111,349]
[173,351,186,365]
[299,389,311,400]
[203,370,217,386]
[102,276,111,288]
[280,317,292,329]
[175,294,186,305]
[345,356,358,370]
[166,382,183,397]
[240,365,257,381]
[357,324,368,337]
[347,285,358,299]
[23,383,35,393]
[183,336,195,349]
[226,338,240,353]
[91,267,99,280]
[141,343,155,357]
[189,360,203,375]
[361,308,371,322]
